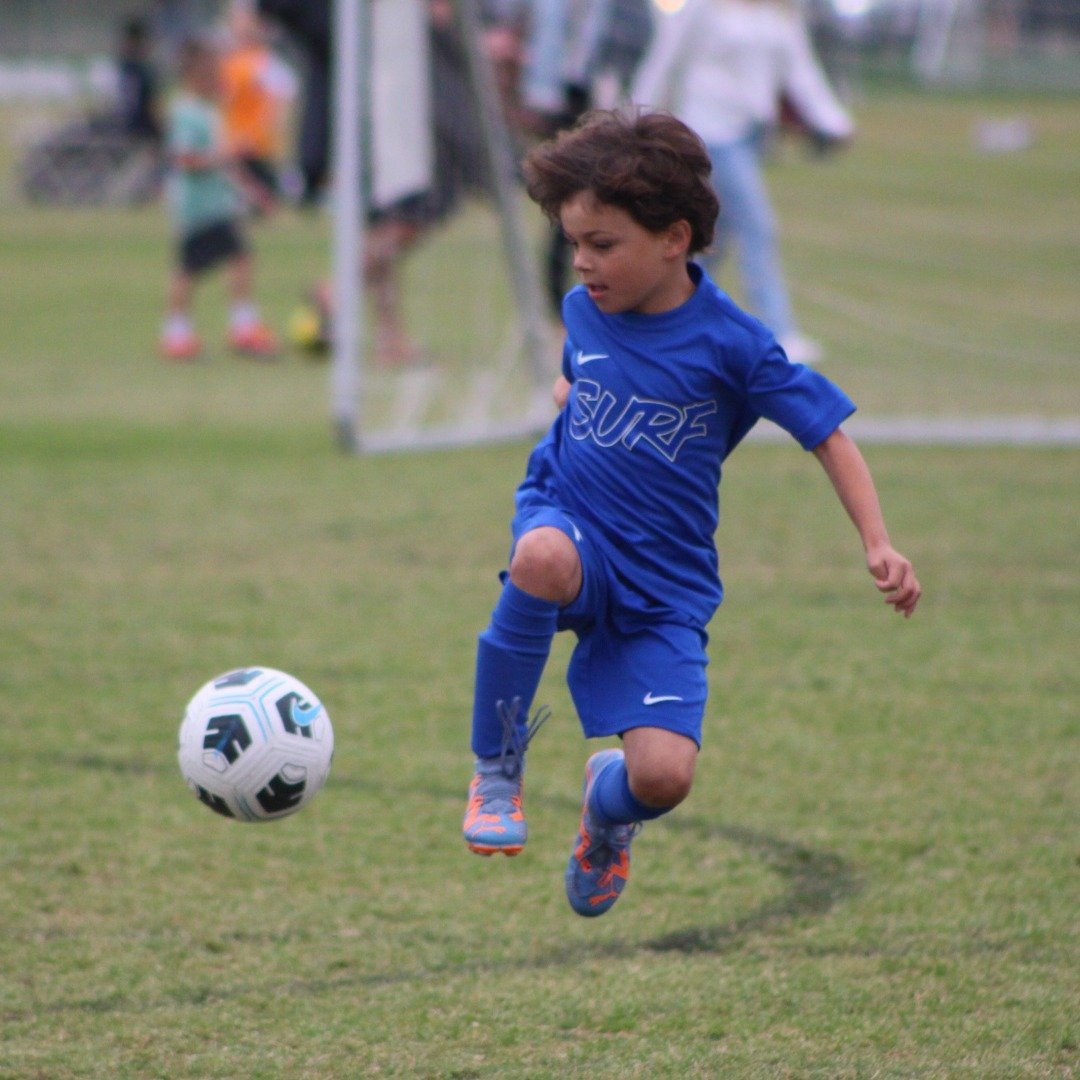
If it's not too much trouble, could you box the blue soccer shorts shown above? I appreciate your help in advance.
[510,505,709,747]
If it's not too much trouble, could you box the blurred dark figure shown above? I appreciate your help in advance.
[115,17,163,144]
[256,0,332,203]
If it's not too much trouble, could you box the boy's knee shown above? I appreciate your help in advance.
[627,757,695,810]
[623,727,698,809]
[509,527,581,605]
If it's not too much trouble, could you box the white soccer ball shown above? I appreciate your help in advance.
[178,667,334,822]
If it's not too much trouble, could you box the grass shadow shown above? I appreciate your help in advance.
[641,820,860,954]
[54,754,863,950]
[7,812,861,1020]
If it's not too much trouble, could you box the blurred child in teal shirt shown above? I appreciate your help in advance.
[161,36,276,361]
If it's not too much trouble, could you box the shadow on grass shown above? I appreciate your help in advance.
[0,753,864,1020]
[641,820,860,954]
[10,838,859,1021]
[42,751,864,980]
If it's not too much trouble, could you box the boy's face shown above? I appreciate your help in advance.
[559,191,693,316]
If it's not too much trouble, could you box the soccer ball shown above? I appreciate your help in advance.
[286,301,330,355]
[178,667,334,822]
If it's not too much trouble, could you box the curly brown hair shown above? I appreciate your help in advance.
[523,109,719,255]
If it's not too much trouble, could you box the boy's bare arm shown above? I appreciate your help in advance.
[812,428,921,618]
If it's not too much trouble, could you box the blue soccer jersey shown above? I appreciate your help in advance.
[514,263,856,630]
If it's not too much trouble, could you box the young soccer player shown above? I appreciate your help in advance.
[161,36,277,361]
[462,109,921,917]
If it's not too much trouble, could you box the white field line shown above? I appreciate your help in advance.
[786,196,1079,253]
[749,415,1080,446]
[367,343,1078,452]
[784,225,1077,331]
[361,413,1079,453]
[795,280,1077,365]
[361,414,547,454]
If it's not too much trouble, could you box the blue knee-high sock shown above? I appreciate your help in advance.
[471,581,560,759]
[589,755,671,826]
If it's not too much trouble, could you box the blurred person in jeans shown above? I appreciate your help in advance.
[633,0,852,364]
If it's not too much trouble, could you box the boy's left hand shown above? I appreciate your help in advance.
[866,545,921,618]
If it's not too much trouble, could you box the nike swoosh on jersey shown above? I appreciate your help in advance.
[643,692,684,705]
[576,351,608,365]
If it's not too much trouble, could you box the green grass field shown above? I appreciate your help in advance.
[1,90,1078,1078]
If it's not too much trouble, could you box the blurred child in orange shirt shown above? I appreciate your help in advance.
[220,1,296,201]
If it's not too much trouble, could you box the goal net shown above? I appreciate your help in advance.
[911,0,1080,87]
[327,0,555,453]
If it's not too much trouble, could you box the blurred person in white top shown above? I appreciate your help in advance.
[633,0,853,363]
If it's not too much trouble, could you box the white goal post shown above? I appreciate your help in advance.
[329,0,553,453]
[330,0,365,451]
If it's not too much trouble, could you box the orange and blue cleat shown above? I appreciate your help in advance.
[463,698,548,857]
[463,759,527,856]
[565,749,641,917]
